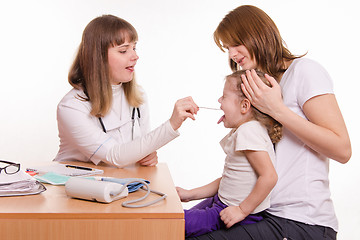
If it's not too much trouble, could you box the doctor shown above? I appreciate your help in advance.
[54,15,198,168]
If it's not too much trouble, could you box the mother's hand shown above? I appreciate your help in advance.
[241,69,284,117]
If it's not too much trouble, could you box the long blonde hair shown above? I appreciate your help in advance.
[227,70,282,143]
[68,15,143,117]
[214,5,305,80]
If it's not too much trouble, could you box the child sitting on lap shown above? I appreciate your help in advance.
[176,70,282,237]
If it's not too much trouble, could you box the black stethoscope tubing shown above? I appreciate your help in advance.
[132,107,141,121]
[98,107,140,133]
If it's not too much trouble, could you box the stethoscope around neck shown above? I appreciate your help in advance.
[98,107,140,139]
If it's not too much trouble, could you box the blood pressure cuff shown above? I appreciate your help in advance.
[100,177,150,193]
[36,173,149,193]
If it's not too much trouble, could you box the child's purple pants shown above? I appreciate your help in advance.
[184,194,263,237]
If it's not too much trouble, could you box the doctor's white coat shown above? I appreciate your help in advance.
[54,85,179,168]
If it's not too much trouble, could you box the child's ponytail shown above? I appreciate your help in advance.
[252,108,282,144]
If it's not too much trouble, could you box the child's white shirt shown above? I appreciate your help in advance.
[218,120,276,214]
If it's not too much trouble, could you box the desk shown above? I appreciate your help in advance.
[0,162,184,240]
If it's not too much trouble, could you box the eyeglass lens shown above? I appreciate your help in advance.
[4,164,20,174]
[0,160,20,175]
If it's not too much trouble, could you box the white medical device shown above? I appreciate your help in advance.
[65,177,167,207]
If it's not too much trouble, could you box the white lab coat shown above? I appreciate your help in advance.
[54,85,179,168]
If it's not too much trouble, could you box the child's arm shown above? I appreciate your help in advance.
[176,177,221,202]
[220,150,277,228]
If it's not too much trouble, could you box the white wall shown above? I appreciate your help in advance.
[1,0,359,239]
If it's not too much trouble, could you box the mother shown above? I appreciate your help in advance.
[189,5,351,240]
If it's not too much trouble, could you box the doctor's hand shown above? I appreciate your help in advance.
[137,151,158,166]
[170,97,199,131]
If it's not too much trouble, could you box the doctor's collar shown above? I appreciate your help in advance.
[111,83,123,91]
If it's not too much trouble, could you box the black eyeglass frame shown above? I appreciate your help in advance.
[0,160,20,175]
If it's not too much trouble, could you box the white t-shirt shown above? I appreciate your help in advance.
[54,84,179,168]
[218,120,276,214]
[267,58,338,231]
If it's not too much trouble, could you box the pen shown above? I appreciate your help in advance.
[65,165,94,171]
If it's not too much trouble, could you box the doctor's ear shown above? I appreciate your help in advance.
[240,98,251,114]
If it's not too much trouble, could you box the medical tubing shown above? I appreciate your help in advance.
[109,179,167,208]
[123,187,167,208]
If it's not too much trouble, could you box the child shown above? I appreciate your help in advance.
[176,70,282,237]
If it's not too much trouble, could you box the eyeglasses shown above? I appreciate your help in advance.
[0,160,20,175]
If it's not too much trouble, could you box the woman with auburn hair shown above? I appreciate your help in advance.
[54,15,198,168]
[188,5,351,240]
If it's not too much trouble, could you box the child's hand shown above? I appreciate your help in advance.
[175,187,193,202]
[169,97,199,131]
[220,206,247,228]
